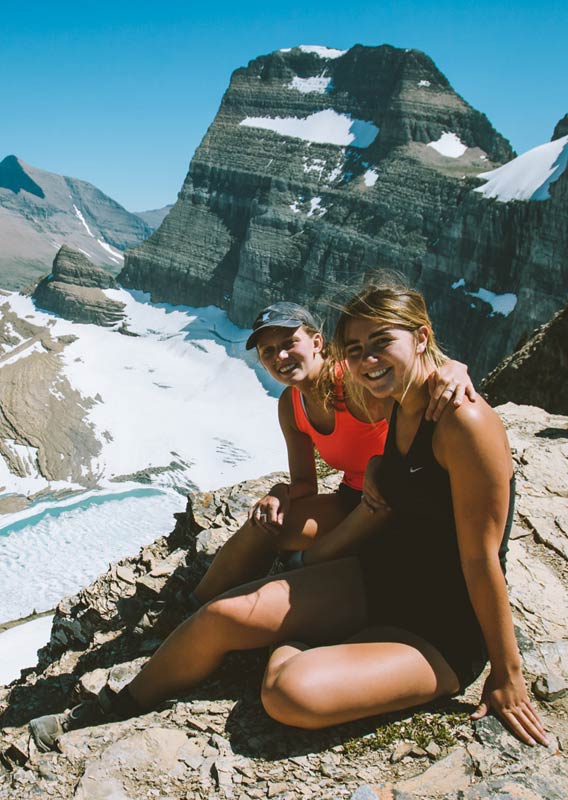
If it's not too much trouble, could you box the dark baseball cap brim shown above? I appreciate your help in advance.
[245,319,304,350]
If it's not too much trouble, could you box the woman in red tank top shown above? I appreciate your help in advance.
[190,302,475,605]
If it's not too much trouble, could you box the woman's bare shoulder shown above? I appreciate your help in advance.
[434,396,509,461]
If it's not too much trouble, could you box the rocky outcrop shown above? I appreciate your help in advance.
[120,44,567,379]
[482,302,568,415]
[0,404,566,799]
[0,156,152,289]
[32,247,126,327]
[553,114,568,140]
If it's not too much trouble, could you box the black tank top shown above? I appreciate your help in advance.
[367,403,514,627]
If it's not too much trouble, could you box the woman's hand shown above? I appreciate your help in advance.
[249,484,290,530]
[426,360,476,422]
[471,669,550,747]
[361,456,391,514]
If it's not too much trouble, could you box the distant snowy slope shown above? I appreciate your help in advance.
[475,135,568,201]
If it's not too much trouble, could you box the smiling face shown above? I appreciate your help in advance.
[256,325,324,386]
[342,318,428,400]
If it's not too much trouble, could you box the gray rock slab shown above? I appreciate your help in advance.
[73,728,188,799]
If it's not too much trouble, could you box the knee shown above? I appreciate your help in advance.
[261,660,327,730]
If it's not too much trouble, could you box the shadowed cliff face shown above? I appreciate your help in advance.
[119,44,566,379]
[482,302,568,415]
[0,155,45,198]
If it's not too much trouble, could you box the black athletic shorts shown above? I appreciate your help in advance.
[335,482,363,514]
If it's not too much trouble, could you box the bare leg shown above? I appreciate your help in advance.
[128,557,366,709]
[261,626,460,729]
[193,493,354,603]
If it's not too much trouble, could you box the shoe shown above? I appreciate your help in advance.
[29,686,117,752]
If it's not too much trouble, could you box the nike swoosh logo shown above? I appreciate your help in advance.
[409,466,423,473]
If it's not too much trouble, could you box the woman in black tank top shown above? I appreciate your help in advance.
[332,279,547,747]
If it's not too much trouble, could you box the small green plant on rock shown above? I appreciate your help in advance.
[344,710,468,756]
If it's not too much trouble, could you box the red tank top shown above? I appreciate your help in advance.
[291,383,388,491]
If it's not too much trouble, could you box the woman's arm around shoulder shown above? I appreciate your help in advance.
[434,400,549,747]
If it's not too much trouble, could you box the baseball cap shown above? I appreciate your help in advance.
[245,302,320,350]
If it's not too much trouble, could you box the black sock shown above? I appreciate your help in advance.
[114,685,144,719]
[99,684,144,719]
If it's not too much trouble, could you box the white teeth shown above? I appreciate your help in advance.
[367,367,389,379]
[279,364,296,374]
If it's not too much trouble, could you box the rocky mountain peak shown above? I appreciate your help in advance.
[52,245,118,289]
[552,113,568,140]
[120,45,566,380]
[0,155,45,199]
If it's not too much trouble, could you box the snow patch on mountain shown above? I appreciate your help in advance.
[452,278,517,317]
[307,197,326,217]
[363,169,379,187]
[475,135,568,202]
[97,239,124,263]
[297,45,346,59]
[240,109,379,148]
[427,132,468,158]
[288,75,332,94]
[73,205,94,237]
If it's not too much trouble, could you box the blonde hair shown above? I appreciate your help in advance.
[333,277,447,404]
[298,323,344,411]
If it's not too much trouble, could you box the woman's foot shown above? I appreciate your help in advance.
[29,685,141,752]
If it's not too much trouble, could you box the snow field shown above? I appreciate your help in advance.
[0,615,54,685]
[0,487,182,625]
[4,291,286,492]
[475,134,568,202]
[0,290,289,632]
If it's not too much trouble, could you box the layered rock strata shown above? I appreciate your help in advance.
[32,246,125,327]
[1,404,566,799]
[482,302,568,415]
[120,44,567,378]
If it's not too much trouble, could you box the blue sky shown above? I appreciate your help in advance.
[2,0,566,211]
